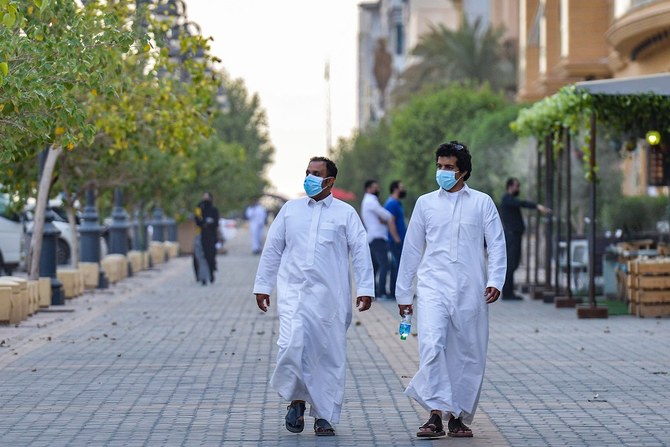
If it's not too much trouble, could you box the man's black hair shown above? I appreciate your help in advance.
[389,180,402,194]
[435,140,472,181]
[506,177,520,188]
[310,156,338,178]
[364,179,377,190]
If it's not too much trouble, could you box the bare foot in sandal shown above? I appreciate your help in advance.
[447,416,473,437]
[417,411,446,438]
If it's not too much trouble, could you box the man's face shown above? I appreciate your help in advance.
[436,155,459,173]
[202,193,212,202]
[368,182,379,195]
[509,181,520,196]
[306,161,333,188]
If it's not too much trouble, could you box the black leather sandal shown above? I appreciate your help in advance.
[447,416,473,437]
[314,418,335,436]
[417,413,446,438]
[285,401,306,433]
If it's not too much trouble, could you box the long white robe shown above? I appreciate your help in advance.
[246,203,268,252]
[253,194,374,423]
[395,184,506,424]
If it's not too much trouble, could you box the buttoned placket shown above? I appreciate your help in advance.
[306,200,323,266]
[446,192,462,262]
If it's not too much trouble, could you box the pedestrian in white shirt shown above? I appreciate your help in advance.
[253,156,374,437]
[396,141,506,439]
[361,180,401,299]
[245,200,267,255]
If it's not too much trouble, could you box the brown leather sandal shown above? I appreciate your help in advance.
[417,413,446,438]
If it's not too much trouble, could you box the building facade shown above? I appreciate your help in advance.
[357,0,490,129]
[516,0,670,196]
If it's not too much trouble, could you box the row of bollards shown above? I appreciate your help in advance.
[37,186,179,306]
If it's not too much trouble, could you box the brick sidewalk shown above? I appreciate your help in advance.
[1,227,668,446]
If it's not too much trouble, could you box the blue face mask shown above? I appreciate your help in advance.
[436,170,460,191]
[304,174,329,197]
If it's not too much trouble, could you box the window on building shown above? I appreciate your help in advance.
[647,144,670,186]
[395,23,404,55]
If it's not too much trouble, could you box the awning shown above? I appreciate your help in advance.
[575,73,670,96]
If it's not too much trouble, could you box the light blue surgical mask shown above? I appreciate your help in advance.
[304,174,329,197]
[436,170,460,191]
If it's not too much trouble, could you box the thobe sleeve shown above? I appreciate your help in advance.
[483,197,507,291]
[346,210,375,297]
[395,198,426,305]
[252,204,287,295]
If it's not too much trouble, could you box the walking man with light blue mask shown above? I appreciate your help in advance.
[253,156,374,437]
[396,141,507,439]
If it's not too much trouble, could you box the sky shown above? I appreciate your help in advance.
[184,0,363,199]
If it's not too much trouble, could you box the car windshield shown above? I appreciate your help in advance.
[0,194,20,222]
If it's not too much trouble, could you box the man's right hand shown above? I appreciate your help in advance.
[255,294,270,312]
[398,304,413,317]
[537,204,552,214]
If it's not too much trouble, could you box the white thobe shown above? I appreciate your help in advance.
[396,184,506,424]
[253,194,374,424]
[246,204,268,252]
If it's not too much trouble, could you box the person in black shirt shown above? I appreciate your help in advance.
[194,192,220,285]
[500,178,551,300]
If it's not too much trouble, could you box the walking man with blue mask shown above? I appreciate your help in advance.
[396,141,506,439]
[253,156,374,437]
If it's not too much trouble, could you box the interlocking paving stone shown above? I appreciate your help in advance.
[0,228,668,446]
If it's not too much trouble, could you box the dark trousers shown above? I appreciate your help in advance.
[369,238,391,297]
[503,230,522,297]
[389,241,403,298]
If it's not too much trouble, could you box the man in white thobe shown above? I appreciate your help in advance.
[253,156,374,437]
[245,200,268,254]
[396,141,506,439]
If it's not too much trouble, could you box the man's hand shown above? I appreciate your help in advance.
[356,296,372,312]
[398,304,413,317]
[485,287,500,304]
[537,204,552,215]
[255,293,270,312]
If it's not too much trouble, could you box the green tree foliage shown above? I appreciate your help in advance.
[331,119,393,208]
[456,103,526,198]
[392,16,516,105]
[388,84,508,198]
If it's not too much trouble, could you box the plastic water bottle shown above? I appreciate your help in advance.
[399,310,411,340]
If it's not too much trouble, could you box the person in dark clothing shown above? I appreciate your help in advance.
[500,178,551,300]
[194,192,220,285]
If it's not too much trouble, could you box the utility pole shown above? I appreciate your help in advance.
[324,60,332,156]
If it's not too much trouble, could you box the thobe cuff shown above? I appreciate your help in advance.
[356,287,375,298]
[395,294,413,305]
[486,281,502,291]
[253,284,273,295]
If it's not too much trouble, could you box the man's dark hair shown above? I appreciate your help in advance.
[389,180,402,194]
[435,141,472,181]
[364,179,377,190]
[506,177,520,189]
[310,156,338,178]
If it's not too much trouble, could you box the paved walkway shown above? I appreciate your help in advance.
[1,228,669,446]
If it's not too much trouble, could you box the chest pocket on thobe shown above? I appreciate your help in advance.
[318,223,344,244]
[460,219,481,241]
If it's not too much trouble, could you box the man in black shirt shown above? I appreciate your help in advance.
[500,178,551,300]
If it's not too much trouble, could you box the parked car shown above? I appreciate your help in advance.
[0,194,24,275]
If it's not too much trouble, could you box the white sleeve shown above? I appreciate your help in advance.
[372,199,393,222]
[347,210,375,297]
[483,197,507,291]
[395,198,425,305]
[252,204,287,295]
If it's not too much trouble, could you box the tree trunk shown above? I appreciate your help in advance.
[28,145,63,280]
[65,201,80,268]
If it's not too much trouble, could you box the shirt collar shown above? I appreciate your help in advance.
[308,193,334,207]
[438,183,471,198]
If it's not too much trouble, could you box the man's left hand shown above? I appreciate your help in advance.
[356,296,372,312]
[485,287,500,304]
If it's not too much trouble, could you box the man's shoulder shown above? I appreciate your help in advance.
[332,198,357,214]
[464,185,494,202]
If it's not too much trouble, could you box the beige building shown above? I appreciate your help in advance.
[516,0,670,196]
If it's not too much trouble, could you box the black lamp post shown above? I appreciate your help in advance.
[79,186,108,288]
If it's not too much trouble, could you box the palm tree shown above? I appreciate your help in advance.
[392,16,516,105]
